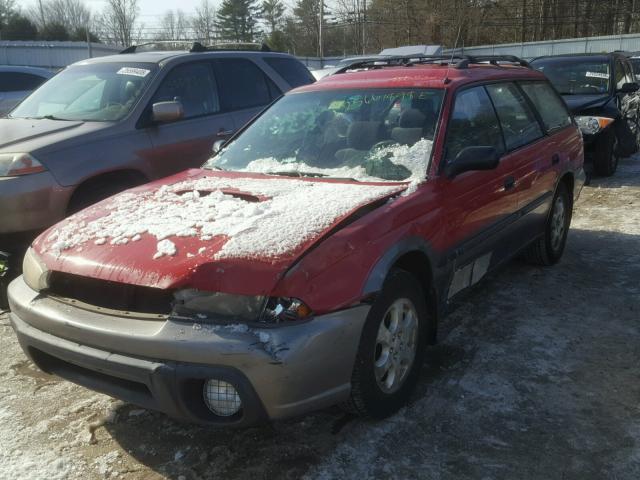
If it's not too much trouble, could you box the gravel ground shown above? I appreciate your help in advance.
[1,157,639,480]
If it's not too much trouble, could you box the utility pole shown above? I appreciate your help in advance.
[319,0,324,63]
[362,0,366,55]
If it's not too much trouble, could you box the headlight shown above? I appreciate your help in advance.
[173,289,265,321]
[23,247,50,291]
[574,116,614,135]
[173,289,312,323]
[0,153,46,177]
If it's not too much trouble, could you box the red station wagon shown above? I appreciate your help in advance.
[8,55,585,426]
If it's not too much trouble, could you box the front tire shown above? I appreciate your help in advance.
[593,128,618,177]
[522,182,572,266]
[345,269,430,419]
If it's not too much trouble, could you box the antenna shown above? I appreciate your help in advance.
[444,25,463,85]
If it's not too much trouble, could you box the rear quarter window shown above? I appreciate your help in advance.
[264,57,314,88]
[520,81,572,132]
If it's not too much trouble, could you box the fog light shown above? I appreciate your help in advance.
[203,379,242,417]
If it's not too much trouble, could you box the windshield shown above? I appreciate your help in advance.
[205,88,445,182]
[11,62,157,122]
[531,58,610,95]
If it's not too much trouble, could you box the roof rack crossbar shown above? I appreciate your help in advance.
[120,41,271,54]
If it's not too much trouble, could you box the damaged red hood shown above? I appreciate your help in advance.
[34,169,404,294]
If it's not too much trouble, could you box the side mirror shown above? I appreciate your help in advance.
[212,139,226,155]
[618,82,639,94]
[444,146,500,178]
[151,101,184,123]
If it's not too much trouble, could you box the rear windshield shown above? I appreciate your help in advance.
[206,88,445,182]
[531,58,610,95]
[10,62,158,122]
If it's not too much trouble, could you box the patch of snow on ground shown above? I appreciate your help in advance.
[43,176,402,260]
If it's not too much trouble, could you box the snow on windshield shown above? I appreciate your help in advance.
[240,138,433,191]
[44,176,403,261]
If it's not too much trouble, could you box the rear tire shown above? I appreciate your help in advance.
[68,175,144,214]
[522,182,572,266]
[344,269,431,419]
[593,128,618,177]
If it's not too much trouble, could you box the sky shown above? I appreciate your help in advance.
[21,0,217,26]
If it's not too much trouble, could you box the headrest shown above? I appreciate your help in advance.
[399,109,427,128]
[347,121,382,150]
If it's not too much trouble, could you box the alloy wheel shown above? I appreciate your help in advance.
[374,298,419,394]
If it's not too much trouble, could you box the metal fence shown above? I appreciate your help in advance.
[0,41,121,70]
[446,32,640,59]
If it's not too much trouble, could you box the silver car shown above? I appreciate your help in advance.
[0,66,54,115]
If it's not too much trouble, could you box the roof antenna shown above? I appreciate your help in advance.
[444,25,463,85]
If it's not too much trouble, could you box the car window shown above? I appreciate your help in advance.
[0,72,48,92]
[485,83,544,151]
[615,60,627,88]
[520,81,572,132]
[213,58,280,111]
[264,57,314,88]
[444,86,505,163]
[623,61,635,84]
[151,62,219,120]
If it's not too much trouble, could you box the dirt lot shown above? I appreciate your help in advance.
[1,158,639,480]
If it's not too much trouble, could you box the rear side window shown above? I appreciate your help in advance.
[264,57,314,88]
[485,83,543,151]
[214,59,281,111]
[520,81,572,132]
[444,86,505,163]
[152,62,219,119]
[0,72,48,92]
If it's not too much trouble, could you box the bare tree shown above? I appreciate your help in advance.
[98,0,139,47]
[157,9,190,40]
[193,0,217,43]
[28,0,91,31]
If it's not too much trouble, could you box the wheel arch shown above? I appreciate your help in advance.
[363,237,440,343]
[67,169,149,213]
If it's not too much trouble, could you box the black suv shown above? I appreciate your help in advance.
[531,52,640,176]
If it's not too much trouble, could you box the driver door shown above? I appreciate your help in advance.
[143,61,235,179]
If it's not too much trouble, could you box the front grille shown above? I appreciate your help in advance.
[47,271,173,315]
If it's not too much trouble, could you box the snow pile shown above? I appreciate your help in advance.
[44,176,402,260]
[369,138,433,194]
[241,157,383,182]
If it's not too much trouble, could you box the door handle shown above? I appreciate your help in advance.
[504,176,516,191]
[217,129,234,137]
[552,154,560,165]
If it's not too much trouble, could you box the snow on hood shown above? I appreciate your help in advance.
[43,174,403,262]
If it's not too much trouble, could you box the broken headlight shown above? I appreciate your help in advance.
[173,289,265,321]
[172,289,312,323]
[262,297,313,323]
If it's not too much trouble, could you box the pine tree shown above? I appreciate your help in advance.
[216,0,261,43]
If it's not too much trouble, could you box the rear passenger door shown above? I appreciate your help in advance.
[516,81,575,234]
[484,82,551,246]
[143,61,235,178]
[212,58,282,130]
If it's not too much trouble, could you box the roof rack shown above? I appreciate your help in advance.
[120,41,271,54]
[333,54,530,74]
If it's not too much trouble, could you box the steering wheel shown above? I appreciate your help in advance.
[371,140,398,152]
